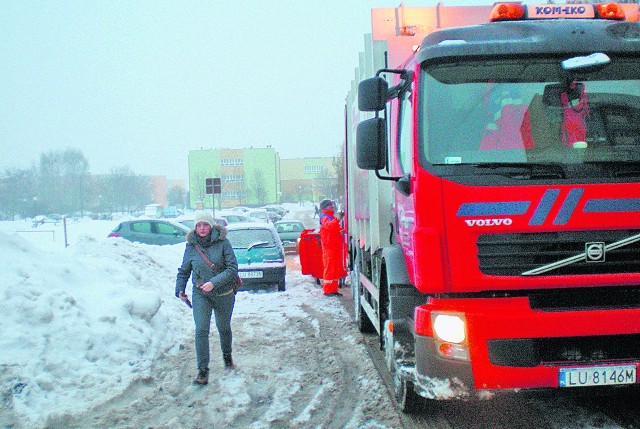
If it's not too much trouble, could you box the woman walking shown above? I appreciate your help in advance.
[175,212,238,385]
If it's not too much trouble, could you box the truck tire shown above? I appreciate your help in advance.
[385,305,422,413]
[277,280,286,291]
[394,369,423,413]
[352,268,375,333]
[385,323,423,413]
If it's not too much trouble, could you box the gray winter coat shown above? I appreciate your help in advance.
[175,225,238,297]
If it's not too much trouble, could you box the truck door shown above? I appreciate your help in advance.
[395,76,415,254]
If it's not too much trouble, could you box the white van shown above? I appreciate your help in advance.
[144,204,163,218]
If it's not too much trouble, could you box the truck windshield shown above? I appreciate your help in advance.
[420,57,640,177]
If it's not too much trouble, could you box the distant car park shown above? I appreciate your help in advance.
[274,220,305,253]
[108,219,191,245]
[226,222,286,291]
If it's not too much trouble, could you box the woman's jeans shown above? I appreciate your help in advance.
[192,288,235,369]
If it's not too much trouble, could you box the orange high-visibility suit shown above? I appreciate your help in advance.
[319,207,347,295]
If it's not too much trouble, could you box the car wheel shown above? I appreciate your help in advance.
[277,279,286,292]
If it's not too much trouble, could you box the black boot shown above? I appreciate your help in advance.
[194,367,209,385]
[223,353,235,369]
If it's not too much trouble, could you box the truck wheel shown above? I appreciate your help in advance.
[394,370,423,413]
[385,320,422,413]
[277,280,286,291]
[353,280,375,333]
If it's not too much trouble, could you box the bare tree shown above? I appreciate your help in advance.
[190,170,210,209]
[246,169,267,206]
[0,167,37,219]
[167,185,186,208]
[332,148,345,201]
[98,166,152,213]
[38,148,89,214]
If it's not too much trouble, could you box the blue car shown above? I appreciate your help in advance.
[226,222,286,291]
[108,219,190,245]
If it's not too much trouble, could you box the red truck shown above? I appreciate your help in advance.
[345,2,640,412]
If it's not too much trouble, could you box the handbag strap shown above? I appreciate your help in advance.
[194,244,216,270]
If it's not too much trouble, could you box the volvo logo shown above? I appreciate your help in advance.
[464,218,513,227]
[585,242,605,262]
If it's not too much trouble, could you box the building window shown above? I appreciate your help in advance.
[304,165,323,174]
[221,158,243,166]
[223,190,244,199]
[221,174,244,183]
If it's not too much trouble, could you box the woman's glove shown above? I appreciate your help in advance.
[178,292,192,308]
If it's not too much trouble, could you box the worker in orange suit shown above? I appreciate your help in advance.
[318,199,347,296]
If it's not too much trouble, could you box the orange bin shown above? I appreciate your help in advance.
[299,228,324,280]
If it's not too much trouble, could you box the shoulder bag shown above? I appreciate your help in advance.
[193,244,242,295]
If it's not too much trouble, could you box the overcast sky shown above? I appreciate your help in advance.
[1,0,487,182]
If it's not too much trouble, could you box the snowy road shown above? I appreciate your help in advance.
[51,258,402,429]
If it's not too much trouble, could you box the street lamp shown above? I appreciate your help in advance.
[32,196,38,218]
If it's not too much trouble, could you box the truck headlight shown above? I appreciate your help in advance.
[432,312,466,344]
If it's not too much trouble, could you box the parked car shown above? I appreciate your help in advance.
[246,208,276,223]
[245,209,268,222]
[144,204,163,219]
[32,215,60,228]
[108,219,191,245]
[177,216,227,230]
[264,204,287,219]
[226,222,286,291]
[218,213,253,224]
[163,206,179,218]
[273,220,305,253]
[260,206,284,221]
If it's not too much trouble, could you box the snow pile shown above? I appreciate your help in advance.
[0,229,187,426]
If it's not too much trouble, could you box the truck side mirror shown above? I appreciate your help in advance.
[358,77,389,112]
[356,118,387,170]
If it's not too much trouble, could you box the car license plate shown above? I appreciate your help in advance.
[559,365,636,388]
[239,271,263,279]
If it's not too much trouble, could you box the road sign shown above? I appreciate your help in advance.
[206,178,221,195]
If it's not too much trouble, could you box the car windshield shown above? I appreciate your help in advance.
[276,222,303,233]
[420,56,640,178]
[227,228,276,249]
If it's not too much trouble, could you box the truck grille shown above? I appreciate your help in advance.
[488,334,640,367]
[477,230,640,276]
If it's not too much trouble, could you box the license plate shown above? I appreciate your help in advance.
[559,365,636,388]
[239,270,263,279]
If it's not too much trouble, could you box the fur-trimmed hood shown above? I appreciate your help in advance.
[186,224,227,244]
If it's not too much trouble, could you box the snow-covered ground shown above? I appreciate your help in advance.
[0,203,401,428]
